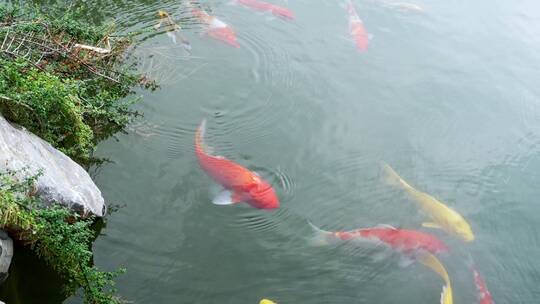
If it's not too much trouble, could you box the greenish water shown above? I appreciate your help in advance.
[3,0,540,303]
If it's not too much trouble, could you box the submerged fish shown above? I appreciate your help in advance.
[191,5,240,48]
[260,299,277,304]
[233,0,295,20]
[346,0,369,51]
[420,254,453,304]
[382,163,474,242]
[195,119,279,209]
[155,10,192,53]
[309,222,448,259]
[471,266,495,304]
[382,1,424,13]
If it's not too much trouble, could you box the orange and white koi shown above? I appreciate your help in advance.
[346,0,369,52]
[195,119,279,209]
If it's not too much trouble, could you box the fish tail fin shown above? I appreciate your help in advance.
[420,254,453,303]
[420,253,451,286]
[195,119,209,155]
[381,162,412,189]
[307,221,331,246]
[440,284,453,304]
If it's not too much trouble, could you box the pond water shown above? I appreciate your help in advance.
[4,0,540,303]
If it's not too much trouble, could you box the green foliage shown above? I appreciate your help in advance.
[0,5,139,302]
[0,5,143,164]
[0,59,95,161]
[0,4,109,42]
[0,170,37,232]
[0,170,125,304]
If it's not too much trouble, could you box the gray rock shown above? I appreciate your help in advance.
[0,115,105,217]
[0,230,13,284]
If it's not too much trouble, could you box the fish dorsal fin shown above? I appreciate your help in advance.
[307,221,330,234]
[422,222,443,229]
[375,224,398,230]
[250,173,261,185]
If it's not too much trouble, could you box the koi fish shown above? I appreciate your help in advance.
[260,299,277,304]
[195,119,279,209]
[382,163,474,242]
[346,0,369,51]
[155,10,192,53]
[382,1,424,13]
[233,0,295,20]
[309,222,448,259]
[420,254,453,304]
[472,266,494,304]
[191,6,240,48]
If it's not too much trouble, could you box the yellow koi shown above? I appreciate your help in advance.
[382,163,474,242]
[420,254,453,304]
[155,10,192,53]
[260,299,277,304]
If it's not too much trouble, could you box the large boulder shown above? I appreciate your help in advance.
[0,115,105,217]
[0,230,13,284]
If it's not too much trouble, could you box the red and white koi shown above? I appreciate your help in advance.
[195,119,279,209]
[346,0,369,51]
[233,0,295,20]
[309,223,448,259]
[191,6,240,48]
[472,266,495,304]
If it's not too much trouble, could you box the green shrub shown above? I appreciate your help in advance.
[0,5,144,164]
[0,59,95,161]
[0,170,125,304]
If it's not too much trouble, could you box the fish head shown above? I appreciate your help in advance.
[452,221,475,242]
[247,176,280,209]
[158,10,169,18]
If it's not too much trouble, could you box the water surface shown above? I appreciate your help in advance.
[5,0,540,303]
